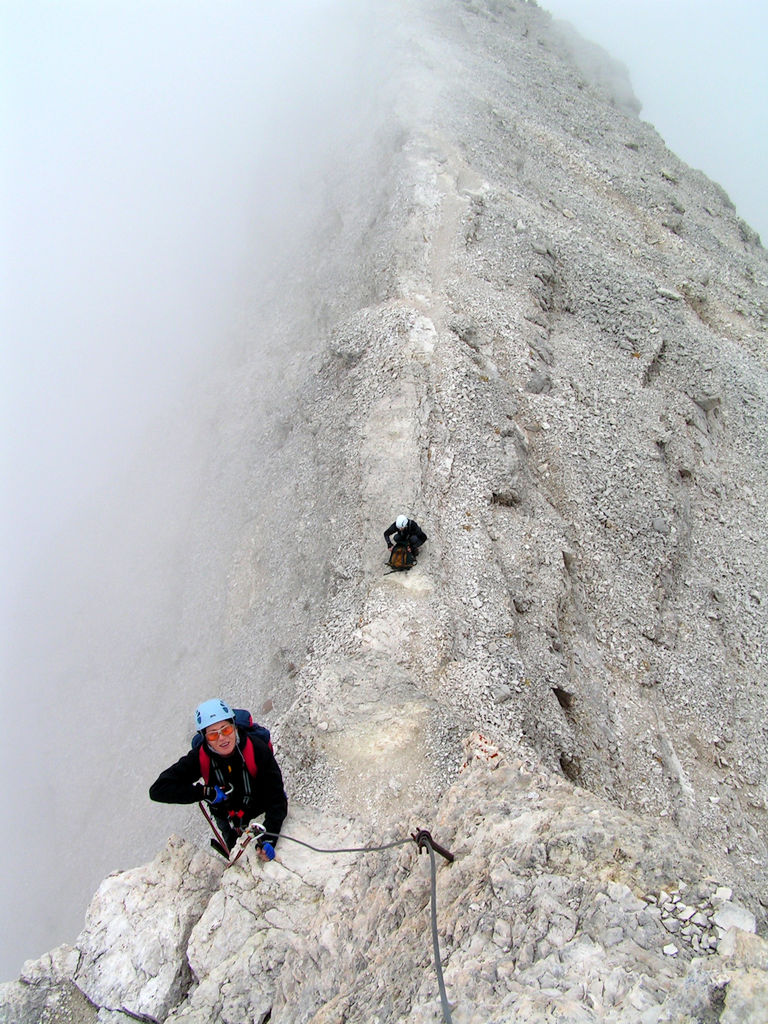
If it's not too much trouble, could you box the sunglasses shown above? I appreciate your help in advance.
[206,724,235,742]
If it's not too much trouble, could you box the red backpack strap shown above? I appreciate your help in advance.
[243,737,258,778]
[198,746,211,784]
[199,735,257,782]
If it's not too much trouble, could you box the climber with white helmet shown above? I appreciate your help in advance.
[149,698,287,861]
[384,514,427,560]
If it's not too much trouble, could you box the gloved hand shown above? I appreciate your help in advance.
[257,840,276,862]
[202,784,233,805]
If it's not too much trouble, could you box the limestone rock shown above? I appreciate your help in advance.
[74,837,222,1021]
[3,755,768,1023]
[0,945,94,1024]
[713,902,758,938]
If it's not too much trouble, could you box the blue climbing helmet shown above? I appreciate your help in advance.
[195,698,234,733]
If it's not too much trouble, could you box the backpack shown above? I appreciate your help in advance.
[387,542,416,572]
[192,708,272,784]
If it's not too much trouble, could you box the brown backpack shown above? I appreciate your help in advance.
[387,542,416,572]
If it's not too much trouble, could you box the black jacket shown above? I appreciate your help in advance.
[384,518,427,548]
[149,730,288,842]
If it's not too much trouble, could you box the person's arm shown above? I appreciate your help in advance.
[252,741,288,843]
[383,522,397,547]
[149,750,206,804]
[412,522,427,546]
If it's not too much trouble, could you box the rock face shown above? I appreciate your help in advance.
[3,739,767,1023]
[3,0,767,1020]
[73,838,222,1019]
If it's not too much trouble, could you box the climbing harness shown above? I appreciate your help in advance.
[230,821,275,865]
[229,822,261,865]
[198,803,273,864]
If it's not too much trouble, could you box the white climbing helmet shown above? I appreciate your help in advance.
[396,515,408,530]
[195,698,234,732]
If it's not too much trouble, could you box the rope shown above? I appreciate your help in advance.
[198,801,229,854]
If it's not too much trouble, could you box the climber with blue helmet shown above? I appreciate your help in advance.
[384,514,428,559]
[149,698,287,862]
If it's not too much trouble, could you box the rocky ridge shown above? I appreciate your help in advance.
[3,737,767,1023]
[2,0,767,1021]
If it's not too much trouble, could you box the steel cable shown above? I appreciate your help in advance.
[426,842,454,1024]
[266,829,455,1022]
[264,832,414,856]
[203,814,455,1024]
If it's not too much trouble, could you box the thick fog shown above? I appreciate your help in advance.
[542,0,768,244]
[1,0,393,978]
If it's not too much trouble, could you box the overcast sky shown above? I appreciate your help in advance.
[542,0,768,246]
[0,0,378,978]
